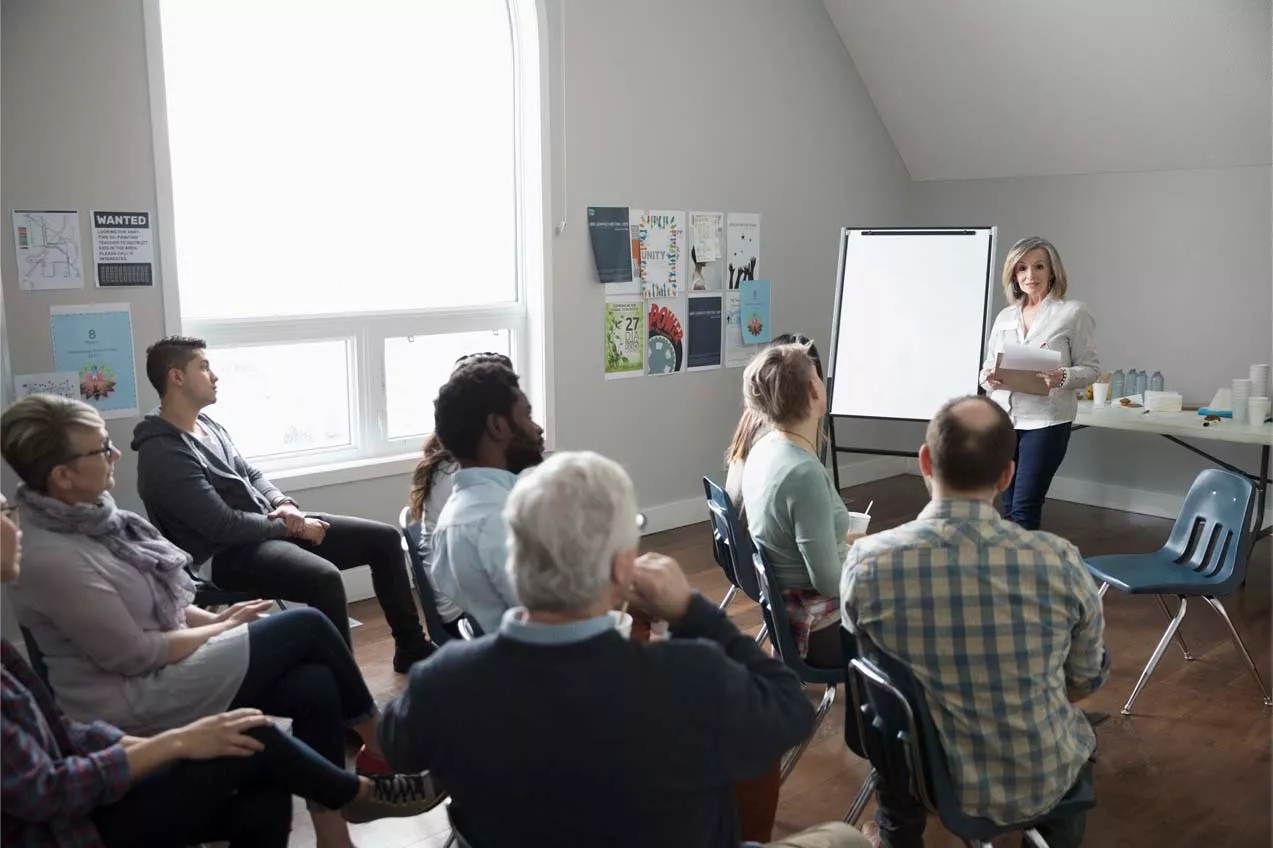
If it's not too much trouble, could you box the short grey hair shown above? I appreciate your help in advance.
[1,395,104,491]
[504,451,640,614]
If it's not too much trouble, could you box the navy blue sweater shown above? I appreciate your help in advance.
[379,593,814,848]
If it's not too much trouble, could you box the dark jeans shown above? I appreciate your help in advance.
[229,608,377,771]
[805,623,844,670]
[874,761,1093,848]
[213,512,423,646]
[92,724,360,848]
[1001,423,1073,531]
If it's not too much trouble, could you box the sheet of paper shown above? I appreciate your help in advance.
[604,297,645,379]
[724,290,758,368]
[603,209,644,296]
[91,210,155,287]
[738,279,772,344]
[587,206,633,283]
[689,211,723,263]
[50,303,140,419]
[727,213,760,290]
[646,298,686,376]
[999,343,1061,372]
[15,372,81,401]
[13,210,85,291]
[636,210,684,298]
[686,293,723,371]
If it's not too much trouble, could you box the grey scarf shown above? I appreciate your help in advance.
[16,485,195,631]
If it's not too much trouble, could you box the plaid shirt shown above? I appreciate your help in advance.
[1,640,131,848]
[779,589,840,658]
[841,499,1109,825]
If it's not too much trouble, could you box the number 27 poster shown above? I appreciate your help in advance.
[50,303,140,418]
[604,297,645,380]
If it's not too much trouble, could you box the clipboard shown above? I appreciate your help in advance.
[992,352,1051,396]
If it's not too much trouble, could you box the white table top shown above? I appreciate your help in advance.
[1074,401,1273,447]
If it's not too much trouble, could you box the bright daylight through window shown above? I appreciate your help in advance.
[151,0,540,470]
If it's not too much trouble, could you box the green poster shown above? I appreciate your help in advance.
[604,298,644,379]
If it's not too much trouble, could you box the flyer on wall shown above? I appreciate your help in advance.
[727,212,760,290]
[50,303,140,419]
[688,211,724,291]
[646,298,686,376]
[636,210,684,299]
[724,290,757,368]
[92,210,155,287]
[604,297,645,379]
[738,279,772,344]
[686,293,723,371]
[13,210,85,291]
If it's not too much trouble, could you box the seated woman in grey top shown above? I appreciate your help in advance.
[1,395,441,846]
[740,343,864,669]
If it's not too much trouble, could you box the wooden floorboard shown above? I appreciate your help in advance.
[299,474,1271,847]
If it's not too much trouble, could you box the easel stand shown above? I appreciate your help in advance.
[826,419,918,492]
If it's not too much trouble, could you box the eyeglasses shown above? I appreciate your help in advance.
[0,503,19,529]
[65,436,115,463]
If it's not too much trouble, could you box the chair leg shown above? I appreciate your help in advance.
[1098,581,1109,599]
[1202,596,1273,707]
[719,584,738,611]
[1123,596,1189,716]
[754,622,769,645]
[779,684,836,783]
[1155,594,1195,661]
[1023,829,1050,847]
[842,767,878,826]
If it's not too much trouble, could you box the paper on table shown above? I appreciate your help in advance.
[999,343,1062,372]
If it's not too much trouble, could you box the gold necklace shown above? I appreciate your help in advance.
[777,429,817,454]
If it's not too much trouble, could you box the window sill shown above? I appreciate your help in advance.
[265,452,419,493]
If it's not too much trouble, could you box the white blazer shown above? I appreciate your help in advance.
[981,296,1100,429]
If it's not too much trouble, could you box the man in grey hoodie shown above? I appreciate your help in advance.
[132,336,433,673]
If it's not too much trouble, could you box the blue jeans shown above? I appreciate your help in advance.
[1001,423,1073,531]
[93,724,360,848]
[230,608,377,772]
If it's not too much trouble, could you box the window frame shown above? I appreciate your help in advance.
[142,0,550,482]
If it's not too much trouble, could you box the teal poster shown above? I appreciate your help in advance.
[50,303,139,418]
[739,279,772,344]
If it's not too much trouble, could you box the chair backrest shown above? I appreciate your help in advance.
[1163,469,1256,590]
[749,533,844,686]
[702,477,761,602]
[19,626,52,691]
[398,505,458,647]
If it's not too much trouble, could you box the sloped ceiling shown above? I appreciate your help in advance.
[824,0,1273,181]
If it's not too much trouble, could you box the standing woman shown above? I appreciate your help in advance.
[980,237,1100,530]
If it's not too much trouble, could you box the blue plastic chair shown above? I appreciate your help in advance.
[749,533,855,791]
[397,506,481,645]
[703,477,766,643]
[843,634,1096,848]
[1084,468,1272,715]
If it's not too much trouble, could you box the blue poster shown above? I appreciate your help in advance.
[49,303,139,418]
[738,279,772,345]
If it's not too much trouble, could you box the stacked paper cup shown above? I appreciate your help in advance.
[1250,364,1270,401]
[1231,378,1251,424]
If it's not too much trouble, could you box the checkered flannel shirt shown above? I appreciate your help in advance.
[841,499,1109,825]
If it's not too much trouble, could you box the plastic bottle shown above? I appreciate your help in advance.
[1110,369,1125,399]
[1149,371,1164,392]
[1125,369,1139,397]
[1135,371,1148,397]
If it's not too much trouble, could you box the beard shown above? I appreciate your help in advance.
[506,427,545,475]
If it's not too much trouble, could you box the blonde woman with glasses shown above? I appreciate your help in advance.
[980,236,1100,530]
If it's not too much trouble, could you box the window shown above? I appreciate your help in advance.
[147,0,544,472]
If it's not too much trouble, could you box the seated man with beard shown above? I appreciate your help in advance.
[428,361,545,635]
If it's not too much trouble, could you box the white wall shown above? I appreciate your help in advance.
[911,166,1273,513]
[0,0,911,613]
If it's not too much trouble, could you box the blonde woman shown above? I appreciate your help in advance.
[980,237,1100,530]
[740,343,860,668]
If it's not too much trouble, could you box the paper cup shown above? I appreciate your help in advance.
[1248,397,1271,425]
[609,610,633,640]
[847,512,872,535]
[1092,383,1109,405]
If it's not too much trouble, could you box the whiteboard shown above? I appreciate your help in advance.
[828,228,996,422]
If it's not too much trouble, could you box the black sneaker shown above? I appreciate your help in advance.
[343,772,447,823]
[393,639,436,673]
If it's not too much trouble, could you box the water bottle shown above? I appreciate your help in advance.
[1125,369,1139,397]
[1110,369,1125,399]
[1149,371,1164,392]
[1135,371,1148,397]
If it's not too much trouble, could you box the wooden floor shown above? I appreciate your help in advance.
[297,475,1272,847]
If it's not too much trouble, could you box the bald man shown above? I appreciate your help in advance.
[841,396,1108,848]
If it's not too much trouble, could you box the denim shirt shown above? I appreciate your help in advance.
[429,468,521,634]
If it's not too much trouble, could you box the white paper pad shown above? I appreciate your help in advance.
[999,343,1062,372]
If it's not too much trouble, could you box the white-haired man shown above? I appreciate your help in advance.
[379,451,869,848]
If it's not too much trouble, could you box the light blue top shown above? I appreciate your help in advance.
[498,608,614,645]
[429,467,521,634]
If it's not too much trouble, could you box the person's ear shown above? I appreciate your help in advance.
[485,413,512,442]
[168,367,185,389]
[996,460,1016,494]
[918,443,934,478]
[46,464,72,492]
